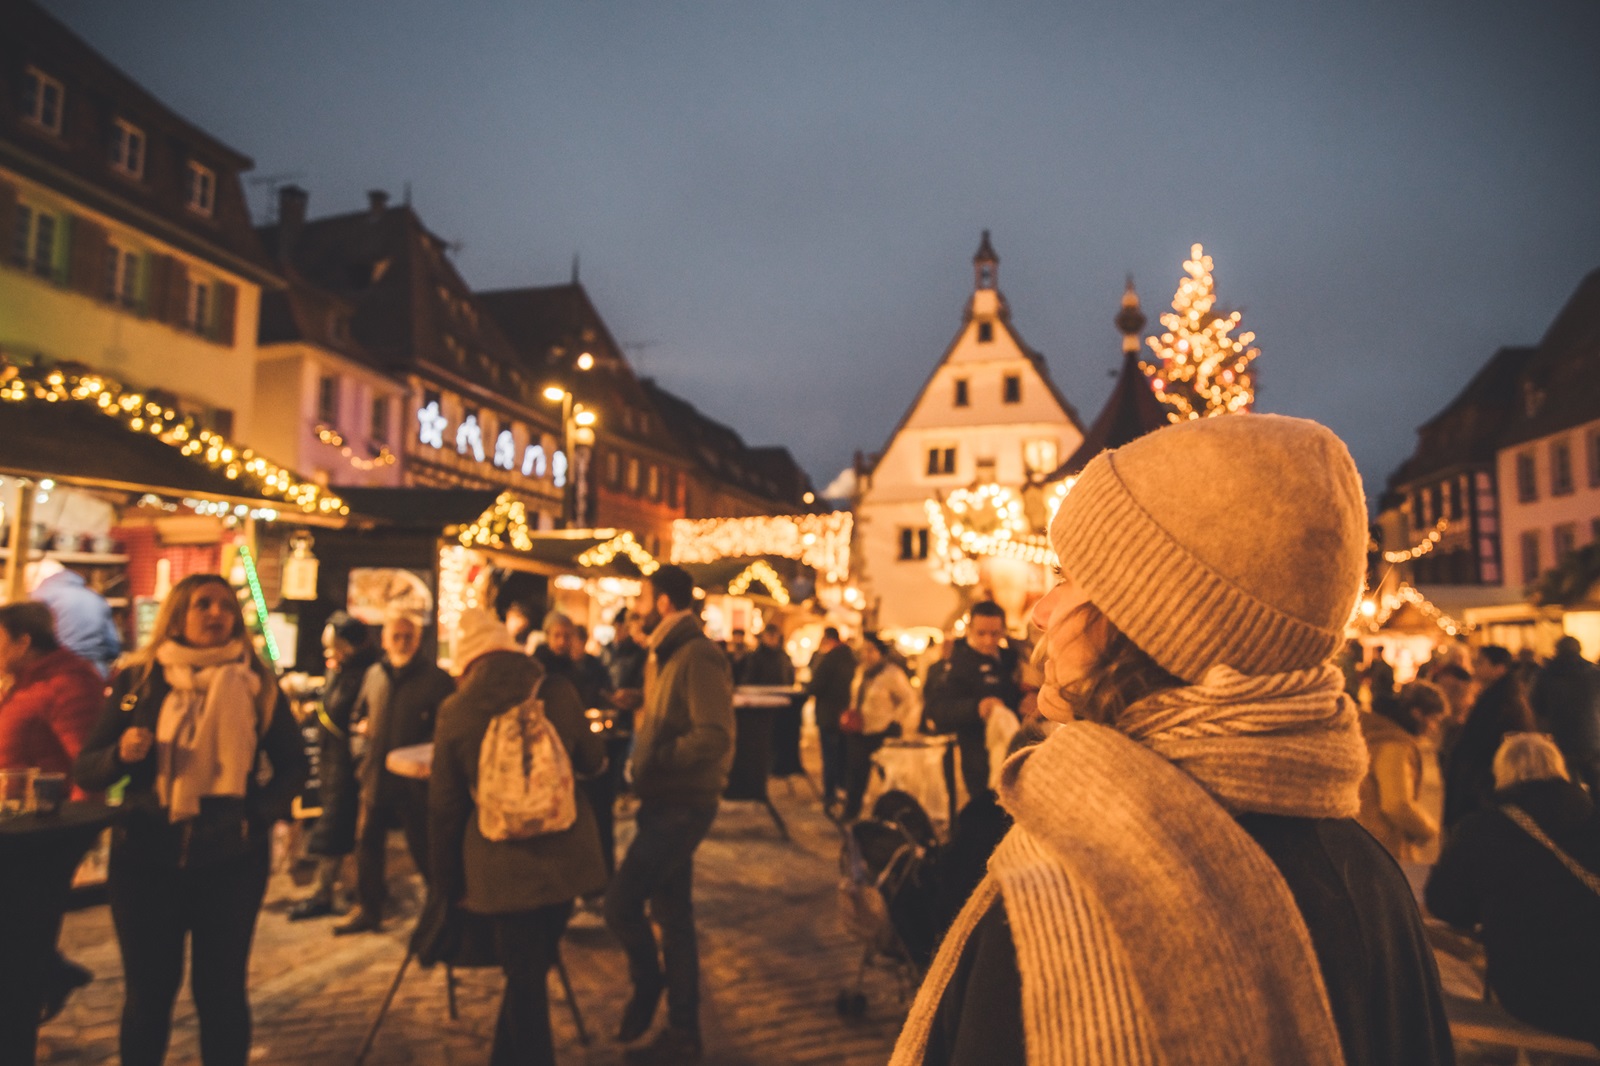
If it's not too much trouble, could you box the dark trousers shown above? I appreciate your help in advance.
[355,778,429,916]
[604,801,717,1034]
[842,731,890,820]
[109,842,271,1066]
[489,902,574,1066]
[955,724,991,804]
[818,725,846,803]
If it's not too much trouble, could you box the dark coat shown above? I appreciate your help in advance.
[429,651,607,915]
[921,641,1022,734]
[1426,778,1600,1045]
[605,637,647,691]
[1532,650,1600,796]
[75,658,308,865]
[630,615,735,806]
[1445,674,1535,826]
[534,645,613,711]
[356,655,455,799]
[306,645,380,857]
[924,816,1455,1066]
[805,643,856,731]
[738,644,795,687]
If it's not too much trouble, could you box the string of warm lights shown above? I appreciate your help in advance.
[315,425,397,471]
[726,559,791,605]
[0,363,347,516]
[436,544,479,644]
[1142,244,1258,421]
[578,532,660,575]
[670,512,852,583]
[925,484,1058,586]
[456,492,535,552]
[1383,519,1450,563]
[1360,582,1473,637]
[235,544,281,664]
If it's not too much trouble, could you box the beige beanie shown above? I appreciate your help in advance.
[451,607,517,676]
[1049,414,1368,683]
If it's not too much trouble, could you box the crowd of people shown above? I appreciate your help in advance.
[3,415,1599,1064]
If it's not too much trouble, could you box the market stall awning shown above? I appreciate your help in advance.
[0,364,346,523]
[682,557,801,605]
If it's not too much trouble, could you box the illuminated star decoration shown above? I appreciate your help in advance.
[1142,243,1258,421]
[417,401,447,448]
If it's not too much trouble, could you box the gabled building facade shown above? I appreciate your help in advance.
[0,0,278,439]
[855,232,1084,632]
[255,190,566,525]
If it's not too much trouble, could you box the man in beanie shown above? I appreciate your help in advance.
[335,609,455,935]
[893,415,1452,1066]
[604,564,733,1064]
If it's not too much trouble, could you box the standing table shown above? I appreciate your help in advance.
[724,691,794,838]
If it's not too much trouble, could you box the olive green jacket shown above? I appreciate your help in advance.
[630,614,735,806]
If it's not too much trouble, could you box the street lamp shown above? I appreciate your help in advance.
[542,382,597,527]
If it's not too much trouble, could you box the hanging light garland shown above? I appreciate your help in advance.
[315,425,397,471]
[670,512,852,583]
[1383,519,1450,563]
[726,559,791,605]
[456,492,534,552]
[925,483,1056,586]
[578,532,660,575]
[0,363,346,516]
[1362,582,1473,637]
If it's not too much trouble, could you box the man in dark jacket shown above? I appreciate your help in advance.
[737,625,795,687]
[430,608,607,1066]
[604,565,733,1065]
[922,602,1022,805]
[1427,732,1600,1046]
[290,613,379,920]
[1445,645,1535,828]
[805,627,856,811]
[1532,635,1600,798]
[335,611,455,935]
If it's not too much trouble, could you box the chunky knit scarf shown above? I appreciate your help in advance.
[892,663,1366,1065]
[154,639,272,822]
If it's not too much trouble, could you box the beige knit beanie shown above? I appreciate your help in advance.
[1049,414,1368,683]
[451,607,517,676]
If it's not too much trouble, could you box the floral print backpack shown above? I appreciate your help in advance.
[475,679,577,841]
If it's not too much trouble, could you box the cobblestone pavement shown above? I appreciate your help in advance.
[40,773,909,1066]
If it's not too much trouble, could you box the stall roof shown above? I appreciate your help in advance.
[335,487,500,531]
[1,370,345,524]
[473,529,662,580]
[681,557,798,605]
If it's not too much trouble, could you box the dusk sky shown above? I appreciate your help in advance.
[43,0,1600,501]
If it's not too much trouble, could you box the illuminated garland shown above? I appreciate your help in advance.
[1142,244,1257,421]
[316,425,397,471]
[925,484,1055,586]
[1384,519,1449,563]
[236,544,280,664]
[578,532,660,575]
[456,492,534,552]
[726,559,791,605]
[0,363,347,515]
[436,544,478,641]
[1364,583,1473,637]
[670,512,852,583]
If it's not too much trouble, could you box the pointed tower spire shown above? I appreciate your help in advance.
[1115,276,1147,355]
[973,230,999,291]
[571,253,581,285]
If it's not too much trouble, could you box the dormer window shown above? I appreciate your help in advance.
[185,161,215,216]
[110,119,145,178]
[22,67,63,135]
[977,322,994,343]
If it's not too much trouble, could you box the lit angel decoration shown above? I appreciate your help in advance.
[1142,244,1258,420]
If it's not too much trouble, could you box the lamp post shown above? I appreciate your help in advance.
[542,356,598,528]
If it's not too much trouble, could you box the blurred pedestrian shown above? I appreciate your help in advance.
[895,415,1451,1066]
[841,634,917,821]
[534,611,611,711]
[289,613,379,921]
[335,610,453,935]
[1357,681,1448,862]
[922,601,1021,804]
[1445,644,1536,828]
[804,626,855,812]
[75,573,307,1066]
[737,624,795,687]
[605,565,733,1064]
[28,556,120,677]
[429,608,606,1066]
[1531,635,1600,798]
[1426,733,1600,1046]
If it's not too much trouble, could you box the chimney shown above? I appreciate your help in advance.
[367,189,389,219]
[276,185,308,267]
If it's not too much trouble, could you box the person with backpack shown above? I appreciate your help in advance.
[429,607,606,1066]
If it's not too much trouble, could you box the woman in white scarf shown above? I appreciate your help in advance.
[76,573,307,1066]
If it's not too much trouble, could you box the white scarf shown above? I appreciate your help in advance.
[154,639,271,822]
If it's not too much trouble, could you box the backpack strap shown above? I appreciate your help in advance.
[1501,804,1600,897]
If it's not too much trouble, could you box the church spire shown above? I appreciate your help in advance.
[973,230,999,291]
[1115,275,1146,355]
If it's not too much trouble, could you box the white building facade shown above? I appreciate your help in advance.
[855,233,1083,633]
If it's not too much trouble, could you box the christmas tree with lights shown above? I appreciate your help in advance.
[1142,243,1258,420]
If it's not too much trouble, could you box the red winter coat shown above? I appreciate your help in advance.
[0,647,104,798]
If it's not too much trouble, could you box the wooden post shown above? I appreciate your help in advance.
[3,478,35,604]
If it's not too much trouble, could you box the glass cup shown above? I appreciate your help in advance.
[0,768,38,819]
[32,771,68,816]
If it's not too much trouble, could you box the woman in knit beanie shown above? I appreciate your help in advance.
[893,415,1453,1066]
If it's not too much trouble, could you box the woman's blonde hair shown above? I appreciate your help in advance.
[1492,732,1569,790]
